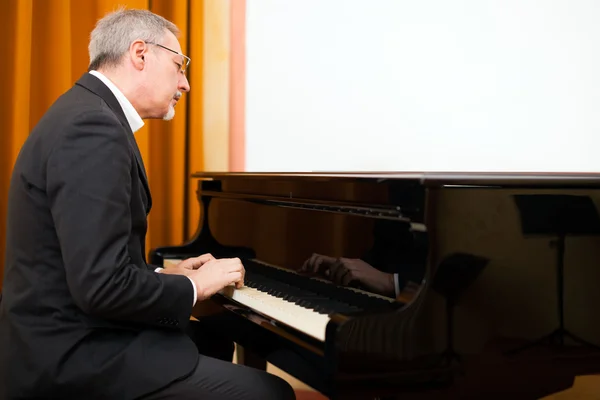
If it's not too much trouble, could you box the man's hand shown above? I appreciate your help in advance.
[187,258,245,302]
[158,253,215,276]
[177,253,215,270]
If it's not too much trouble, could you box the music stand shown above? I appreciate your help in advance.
[432,252,489,367]
[506,194,600,355]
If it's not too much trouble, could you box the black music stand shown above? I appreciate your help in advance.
[432,252,489,367]
[506,194,600,355]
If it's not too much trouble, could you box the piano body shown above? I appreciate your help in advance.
[150,172,600,399]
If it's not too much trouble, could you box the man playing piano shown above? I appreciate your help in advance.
[0,8,293,400]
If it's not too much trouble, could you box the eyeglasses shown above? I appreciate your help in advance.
[145,42,190,74]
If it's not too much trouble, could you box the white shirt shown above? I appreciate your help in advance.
[89,70,144,133]
[89,70,197,306]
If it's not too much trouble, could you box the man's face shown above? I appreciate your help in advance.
[143,31,190,120]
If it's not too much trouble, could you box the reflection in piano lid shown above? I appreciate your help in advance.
[150,172,600,399]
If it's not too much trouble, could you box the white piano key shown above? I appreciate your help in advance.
[219,285,331,342]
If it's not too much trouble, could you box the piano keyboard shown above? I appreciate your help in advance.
[164,257,398,342]
[217,259,399,341]
[219,285,331,341]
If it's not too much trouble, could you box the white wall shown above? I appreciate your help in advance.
[245,0,600,173]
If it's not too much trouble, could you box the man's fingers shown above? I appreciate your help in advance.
[198,253,215,263]
[229,271,244,288]
[218,259,245,288]
[192,253,215,268]
[222,258,244,272]
[239,262,245,283]
[179,253,215,270]
[177,258,197,270]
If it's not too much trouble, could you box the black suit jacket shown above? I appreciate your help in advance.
[0,73,198,399]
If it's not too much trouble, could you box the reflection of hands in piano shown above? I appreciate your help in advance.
[299,253,396,297]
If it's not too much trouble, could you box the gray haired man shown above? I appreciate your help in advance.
[0,8,294,400]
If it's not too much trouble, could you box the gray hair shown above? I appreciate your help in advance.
[88,8,179,71]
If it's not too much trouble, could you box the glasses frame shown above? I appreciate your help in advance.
[145,41,190,74]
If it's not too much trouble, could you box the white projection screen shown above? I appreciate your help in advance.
[245,0,600,173]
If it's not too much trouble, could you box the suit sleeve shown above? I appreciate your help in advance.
[46,109,193,329]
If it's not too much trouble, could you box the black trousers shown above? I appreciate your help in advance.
[139,317,295,400]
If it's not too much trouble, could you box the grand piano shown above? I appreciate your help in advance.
[150,172,600,399]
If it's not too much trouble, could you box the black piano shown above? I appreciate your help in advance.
[150,172,600,399]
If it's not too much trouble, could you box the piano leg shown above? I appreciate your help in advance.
[236,345,268,370]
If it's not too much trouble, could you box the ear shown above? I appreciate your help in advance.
[130,40,147,71]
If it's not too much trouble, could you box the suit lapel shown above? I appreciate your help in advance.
[75,73,152,212]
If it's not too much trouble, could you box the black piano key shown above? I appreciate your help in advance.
[241,261,399,316]
[245,260,397,312]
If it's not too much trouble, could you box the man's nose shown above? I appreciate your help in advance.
[179,74,190,93]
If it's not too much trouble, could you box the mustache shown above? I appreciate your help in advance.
[173,91,182,101]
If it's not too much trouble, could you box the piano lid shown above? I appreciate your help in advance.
[192,171,600,188]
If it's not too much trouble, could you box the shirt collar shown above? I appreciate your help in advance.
[89,70,144,133]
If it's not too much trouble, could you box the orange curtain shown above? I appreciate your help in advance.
[0,0,235,288]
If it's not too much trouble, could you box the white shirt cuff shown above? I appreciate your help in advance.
[394,273,400,297]
[187,277,197,306]
[155,267,197,306]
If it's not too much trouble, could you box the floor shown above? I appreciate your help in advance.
[541,375,600,400]
[265,337,600,400]
[295,391,328,400]
[291,375,600,400]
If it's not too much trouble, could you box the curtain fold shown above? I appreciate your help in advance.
[146,0,190,252]
[0,0,232,288]
[0,0,34,291]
